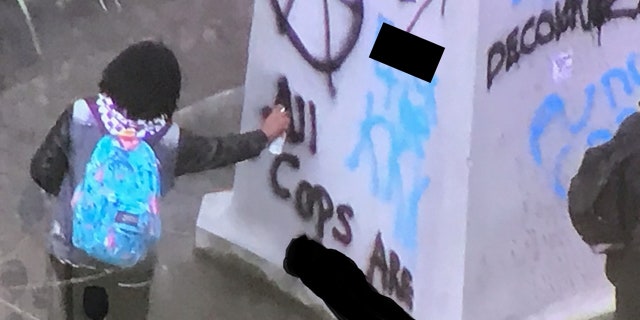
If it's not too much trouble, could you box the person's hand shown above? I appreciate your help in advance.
[261,105,290,142]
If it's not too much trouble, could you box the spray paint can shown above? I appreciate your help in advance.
[268,77,291,155]
[268,107,287,155]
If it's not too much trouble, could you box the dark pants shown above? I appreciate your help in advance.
[606,250,640,320]
[49,254,155,320]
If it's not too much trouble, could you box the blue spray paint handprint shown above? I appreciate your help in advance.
[346,14,437,250]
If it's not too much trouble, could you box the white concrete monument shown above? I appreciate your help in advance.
[196,0,624,319]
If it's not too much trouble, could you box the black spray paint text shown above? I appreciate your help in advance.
[268,76,351,243]
[487,0,640,90]
[271,0,364,97]
[270,153,354,245]
[266,76,411,311]
[262,77,317,155]
[367,231,414,309]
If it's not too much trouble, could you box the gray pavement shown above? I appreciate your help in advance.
[0,0,325,319]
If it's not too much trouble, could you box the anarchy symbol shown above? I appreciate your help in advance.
[270,0,364,98]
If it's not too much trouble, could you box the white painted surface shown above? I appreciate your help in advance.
[198,0,464,318]
[196,0,626,319]
[464,0,631,319]
[552,50,573,83]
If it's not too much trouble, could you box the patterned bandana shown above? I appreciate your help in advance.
[95,93,168,140]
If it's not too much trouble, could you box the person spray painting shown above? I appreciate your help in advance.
[568,108,640,320]
[29,40,290,319]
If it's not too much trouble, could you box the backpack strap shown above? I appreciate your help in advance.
[145,120,171,145]
[83,96,171,145]
[84,96,108,135]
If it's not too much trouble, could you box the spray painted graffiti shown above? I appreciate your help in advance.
[270,154,355,245]
[529,52,640,199]
[261,77,318,155]
[346,15,436,250]
[366,231,414,310]
[406,0,447,33]
[266,75,414,312]
[270,0,364,98]
[268,77,353,245]
[488,0,640,90]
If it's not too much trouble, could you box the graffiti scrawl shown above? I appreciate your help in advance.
[346,15,436,250]
[406,0,446,33]
[270,0,364,98]
[488,0,640,90]
[529,52,640,199]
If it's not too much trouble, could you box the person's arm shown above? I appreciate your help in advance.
[174,129,269,177]
[30,106,73,196]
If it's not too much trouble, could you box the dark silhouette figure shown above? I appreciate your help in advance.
[283,234,414,320]
[569,111,640,319]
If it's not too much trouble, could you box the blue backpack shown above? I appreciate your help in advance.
[70,99,169,268]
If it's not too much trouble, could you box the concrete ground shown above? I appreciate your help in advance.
[0,0,325,319]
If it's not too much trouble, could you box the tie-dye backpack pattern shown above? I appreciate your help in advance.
[70,96,169,268]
